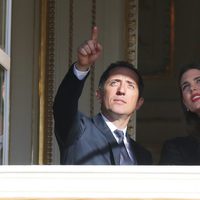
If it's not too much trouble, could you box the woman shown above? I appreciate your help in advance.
[159,64,200,165]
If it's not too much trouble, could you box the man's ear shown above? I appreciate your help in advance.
[96,89,102,102]
[136,97,144,110]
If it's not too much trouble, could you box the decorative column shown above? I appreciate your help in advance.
[39,0,55,164]
[126,0,138,139]
[90,0,96,117]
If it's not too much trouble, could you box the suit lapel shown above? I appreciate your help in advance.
[93,113,120,165]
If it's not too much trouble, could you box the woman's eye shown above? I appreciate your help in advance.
[182,84,189,92]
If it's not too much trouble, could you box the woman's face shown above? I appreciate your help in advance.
[180,69,200,116]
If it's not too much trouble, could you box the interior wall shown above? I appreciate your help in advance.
[9,0,39,164]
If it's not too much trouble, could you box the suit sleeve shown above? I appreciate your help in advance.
[53,64,89,148]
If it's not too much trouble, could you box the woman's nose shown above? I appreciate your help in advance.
[191,83,198,91]
[190,84,196,90]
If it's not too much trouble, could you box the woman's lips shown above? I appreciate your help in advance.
[191,94,200,102]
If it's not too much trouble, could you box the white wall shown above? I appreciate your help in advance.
[9,0,39,164]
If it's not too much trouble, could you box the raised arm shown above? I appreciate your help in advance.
[76,26,102,71]
[53,26,102,147]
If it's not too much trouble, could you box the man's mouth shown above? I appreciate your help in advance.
[113,99,126,104]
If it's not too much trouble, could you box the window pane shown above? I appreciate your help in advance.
[0,0,6,50]
[0,65,4,164]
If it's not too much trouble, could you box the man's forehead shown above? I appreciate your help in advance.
[108,67,139,80]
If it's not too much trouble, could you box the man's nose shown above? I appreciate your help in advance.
[117,83,125,95]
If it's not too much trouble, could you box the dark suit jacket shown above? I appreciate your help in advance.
[159,135,200,165]
[53,65,152,165]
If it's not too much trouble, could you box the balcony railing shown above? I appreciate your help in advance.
[0,165,200,199]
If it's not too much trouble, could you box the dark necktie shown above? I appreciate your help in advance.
[114,129,135,165]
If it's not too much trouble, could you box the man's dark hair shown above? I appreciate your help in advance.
[98,61,144,98]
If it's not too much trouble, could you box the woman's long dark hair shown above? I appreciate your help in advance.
[178,64,200,136]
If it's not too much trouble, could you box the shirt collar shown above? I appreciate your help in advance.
[100,113,127,134]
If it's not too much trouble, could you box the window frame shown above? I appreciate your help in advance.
[0,0,12,164]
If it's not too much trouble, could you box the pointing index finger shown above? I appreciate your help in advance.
[91,26,98,42]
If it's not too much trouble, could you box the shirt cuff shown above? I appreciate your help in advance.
[73,63,90,80]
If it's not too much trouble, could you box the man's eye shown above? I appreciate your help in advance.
[128,84,134,89]
[110,81,118,86]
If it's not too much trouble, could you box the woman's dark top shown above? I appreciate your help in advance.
[159,135,200,165]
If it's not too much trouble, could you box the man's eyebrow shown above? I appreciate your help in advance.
[109,78,120,81]
[194,76,200,81]
[126,80,136,84]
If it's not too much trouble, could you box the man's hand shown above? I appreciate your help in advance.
[76,26,102,71]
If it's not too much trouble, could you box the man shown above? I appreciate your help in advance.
[53,27,152,165]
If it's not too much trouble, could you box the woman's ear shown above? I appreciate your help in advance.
[136,97,144,110]
[182,99,189,111]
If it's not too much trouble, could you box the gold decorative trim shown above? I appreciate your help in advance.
[68,0,74,66]
[126,0,137,66]
[46,0,55,164]
[39,0,55,164]
[91,0,96,27]
[126,0,138,139]
[38,0,48,164]
[90,0,96,117]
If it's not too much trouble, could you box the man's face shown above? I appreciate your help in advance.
[96,67,144,120]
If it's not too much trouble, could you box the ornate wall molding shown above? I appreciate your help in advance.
[45,0,55,164]
[90,0,96,117]
[68,0,74,66]
[38,0,47,165]
[126,0,138,139]
[39,0,55,164]
[126,0,138,66]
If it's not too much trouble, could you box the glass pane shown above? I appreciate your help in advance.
[0,0,6,50]
[0,65,4,164]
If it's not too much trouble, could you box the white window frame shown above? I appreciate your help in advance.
[0,0,12,164]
